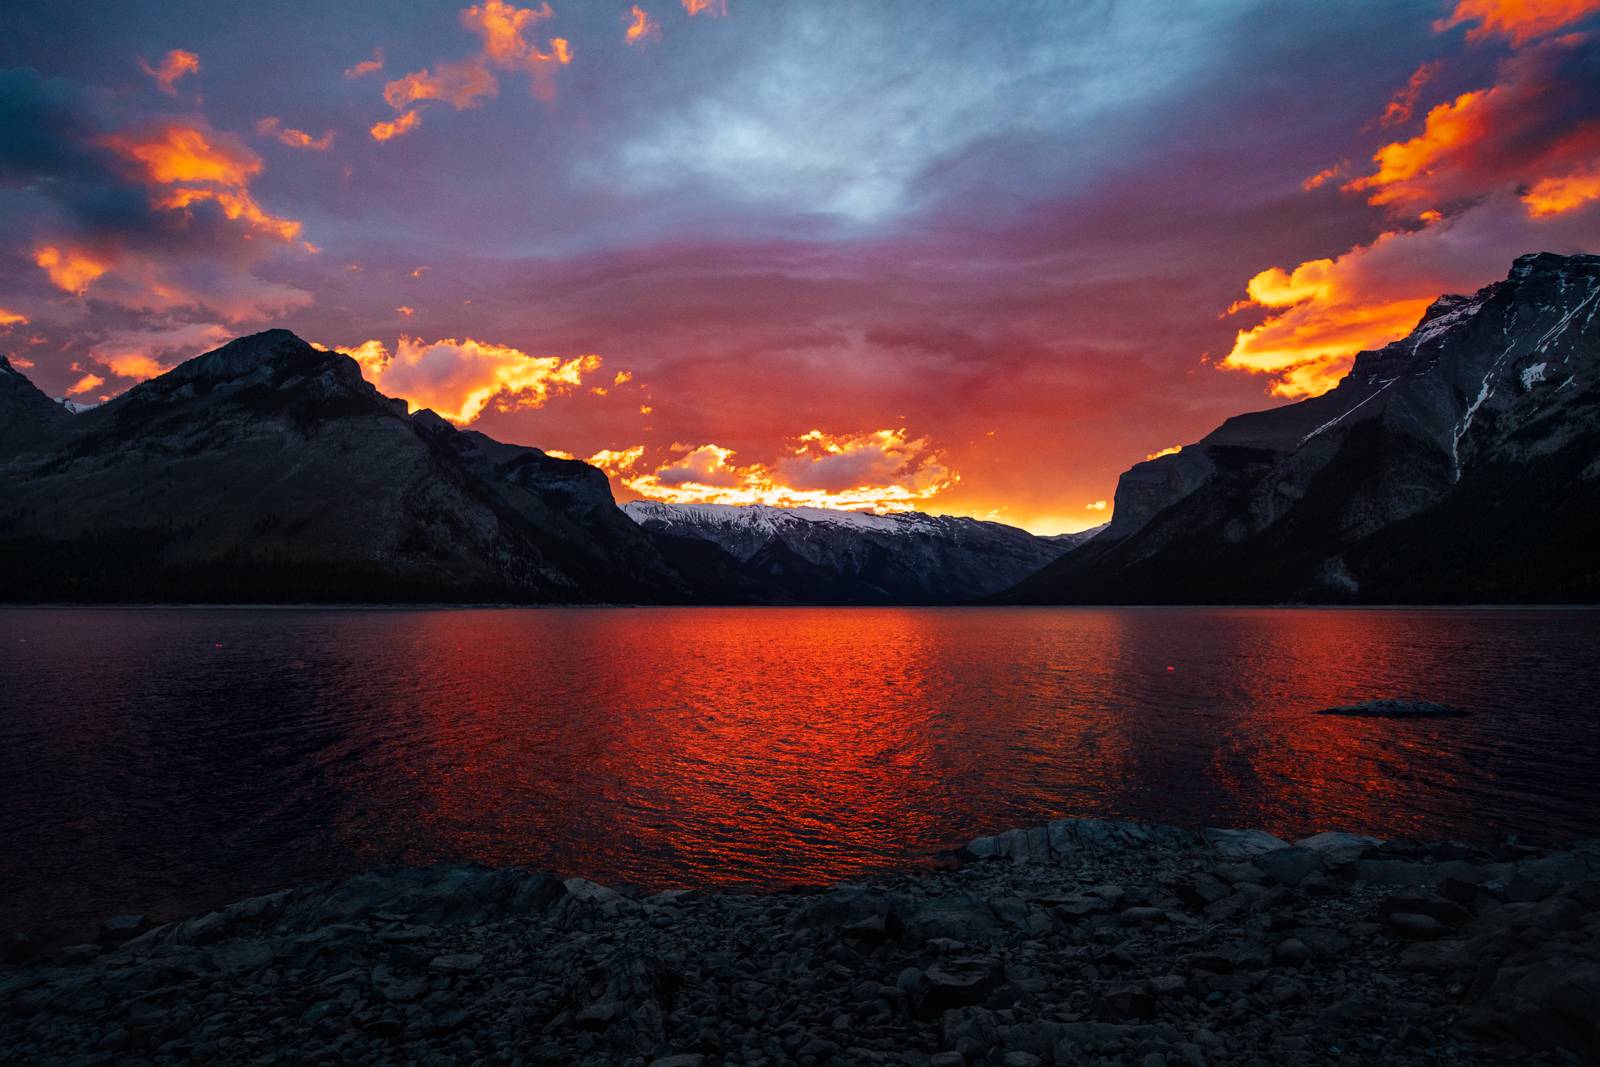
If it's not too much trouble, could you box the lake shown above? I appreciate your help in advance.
[2,606,1597,943]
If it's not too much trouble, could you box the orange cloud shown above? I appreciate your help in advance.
[681,0,726,15]
[625,5,660,44]
[396,305,415,317]
[341,336,602,423]
[613,369,633,385]
[1145,445,1182,461]
[1435,0,1600,44]
[1220,234,1438,397]
[255,117,334,151]
[461,0,571,101]
[371,110,423,141]
[0,308,28,327]
[1085,499,1108,512]
[34,245,111,295]
[66,373,105,396]
[599,429,958,512]
[139,50,200,95]
[382,57,499,111]
[100,123,260,186]
[1523,159,1600,214]
[1377,60,1442,127]
[1344,34,1600,215]
[345,49,385,78]
[1302,163,1346,191]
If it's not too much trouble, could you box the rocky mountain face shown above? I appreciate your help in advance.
[622,501,1085,604]
[0,355,70,451]
[1005,252,1600,604]
[0,330,717,603]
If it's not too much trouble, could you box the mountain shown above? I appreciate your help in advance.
[1002,251,1600,604]
[0,355,70,450]
[621,501,1087,603]
[0,330,718,603]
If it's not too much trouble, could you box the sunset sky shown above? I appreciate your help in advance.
[3,1,1599,532]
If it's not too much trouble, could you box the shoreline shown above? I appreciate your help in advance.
[4,818,1597,1065]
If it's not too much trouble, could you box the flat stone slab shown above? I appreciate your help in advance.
[1316,700,1469,718]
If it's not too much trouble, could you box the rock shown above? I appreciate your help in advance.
[96,914,151,946]
[1385,913,1445,938]
[1254,847,1325,887]
[1120,907,1167,927]
[574,1002,619,1030]
[1272,939,1312,966]
[1203,828,1291,858]
[1148,975,1187,997]
[1316,700,1469,717]
[921,957,1003,1014]
[648,1057,706,1067]
[428,953,483,975]
[1295,831,1381,863]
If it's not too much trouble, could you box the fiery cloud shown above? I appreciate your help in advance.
[345,49,385,78]
[383,57,499,111]
[625,6,660,44]
[89,322,233,382]
[1435,0,1600,44]
[139,50,200,95]
[1222,24,1600,397]
[1344,35,1600,214]
[1523,159,1600,214]
[34,245,110,294]
[66,372,105,395]
[341,336,601,423]
[1221,241,1437,397]
[681,0,726,15]
[1377,61,1442,127]
[595,429,957,512]
[95,121,305,245]
[371,110,423,141]
[256,117,334,151]
[374,0,571,133]
[0,309,29,327]
[1145,445,1182,461]
[1085,500,1108,512]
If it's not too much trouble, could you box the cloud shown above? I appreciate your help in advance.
[66,372,105,395]
[383,57,499,111]
[625,6,660,45]
[0,308,29,327]
[339,335,602,423]
[1376,60,1442,127]
[139,50,200,95]
[1086,499,1108,511]
[681,0,726,15]
[1220,28,1600,396]
[370,110,423,141]
[595,428,958,511]
[345,49,385,79]
[87,321,232,381]
[33,245,110,295]
[373,0,572,134]
[1435,0,1600,45]
[255,117,334,151]
[1343,35,1600,213]
[1145,445,1182,461]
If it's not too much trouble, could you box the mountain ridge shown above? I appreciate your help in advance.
[1000,251,1600,604]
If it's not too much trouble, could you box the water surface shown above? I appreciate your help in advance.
[2,606,1596,941]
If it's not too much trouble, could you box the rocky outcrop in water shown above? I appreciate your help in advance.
[1003,252,1600,604]
[4,818,1597,1065]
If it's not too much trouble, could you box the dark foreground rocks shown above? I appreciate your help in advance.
[3,820,1598,1066]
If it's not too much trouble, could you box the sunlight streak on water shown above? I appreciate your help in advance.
[1,606,1596,939]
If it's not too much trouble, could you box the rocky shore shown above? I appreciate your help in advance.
[4,819,1598,1065]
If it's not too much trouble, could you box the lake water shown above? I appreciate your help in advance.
[2,606,1597,942]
